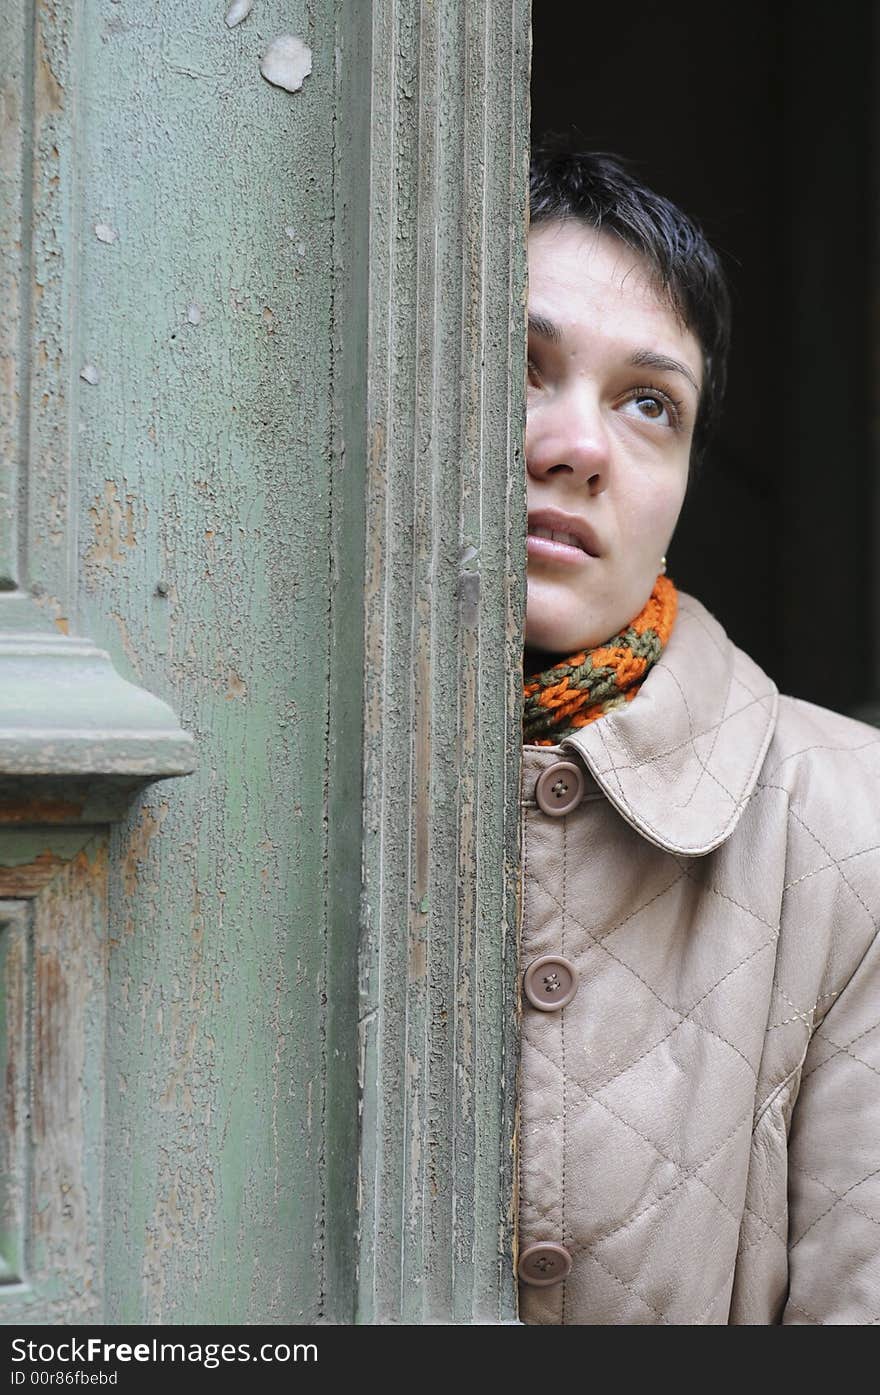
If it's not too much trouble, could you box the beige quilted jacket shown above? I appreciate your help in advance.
[517,590,880,1325]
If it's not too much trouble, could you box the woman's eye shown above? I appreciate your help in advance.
[526,358,541,386]
[622,390,678,427]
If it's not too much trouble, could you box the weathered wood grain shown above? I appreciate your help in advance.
[0,834,107,1324]
[0,900,29,1286]
[357,0,530,1323]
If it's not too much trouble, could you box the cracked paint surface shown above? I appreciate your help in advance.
[83,481,141,586]
[64,0,342,1326]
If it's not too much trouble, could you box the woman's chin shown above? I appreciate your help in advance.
[525,607,596,656]
[524,631,581,666]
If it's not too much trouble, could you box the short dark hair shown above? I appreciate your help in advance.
[529,142,731,464]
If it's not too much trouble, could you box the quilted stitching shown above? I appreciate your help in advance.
[561,597,779,856]
[526,871,774,1076]
[517,590,880,1325]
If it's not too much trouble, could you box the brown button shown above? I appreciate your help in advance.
[518,1241,573,1286]
[534,760,584,816]
[522,954,579,1011]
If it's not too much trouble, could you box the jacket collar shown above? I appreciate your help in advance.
[546,591,779,856]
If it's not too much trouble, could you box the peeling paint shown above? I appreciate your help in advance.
[284,228,307,255]
[0,798,82,825]
[94,222,118,244]
[224,0,253,27]
[109,611,144,679]
[0,849,76,897]
[34,47,63,120]
[80,363,99,385]
[408,939,427,980]
[2,907,27,1252]
[4,0,528,1328]
[224,670,247,700]
[0,81,21,177]
[5,0,374,1326]
[259,35,312,93]
[121,801,169,902]
[0,834,107,1316]
[83,480,139,578]
[46,493,65,546]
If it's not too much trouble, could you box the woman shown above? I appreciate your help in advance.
[518,148,880,1324]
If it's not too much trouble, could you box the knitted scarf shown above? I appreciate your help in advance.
[523,574,677,746]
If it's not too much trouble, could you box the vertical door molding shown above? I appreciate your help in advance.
[0,0,194,786]
[354,0,531,1322]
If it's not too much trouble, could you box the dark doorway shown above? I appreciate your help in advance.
[531,2,878,717]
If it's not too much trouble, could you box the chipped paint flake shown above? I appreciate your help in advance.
[122,801,169,902]
[225,670,247,700]
[80,363,99,385]
[259,35,312,93]
[186,302,202,325]
[35,43,63,117]
[83,480,139,579]
[284,227,307,255]
[224,0,253,27]
[94,222,118,244]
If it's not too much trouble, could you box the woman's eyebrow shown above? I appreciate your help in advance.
[527,320,700,396]
[527,312,561,345]
[630,349,700,395]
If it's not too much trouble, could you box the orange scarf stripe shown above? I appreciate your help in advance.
[630,575,677,640]
[523,575,677,746]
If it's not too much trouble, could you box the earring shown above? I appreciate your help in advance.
[660,555,667,575]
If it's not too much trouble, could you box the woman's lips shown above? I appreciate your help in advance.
[526,508,601,558]
[527,534,594,565]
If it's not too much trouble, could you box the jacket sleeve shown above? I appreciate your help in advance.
[782,922,880,1324]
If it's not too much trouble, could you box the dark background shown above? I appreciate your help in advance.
[531,1,878,716]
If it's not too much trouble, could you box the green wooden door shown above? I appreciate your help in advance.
[0,0,529,1323]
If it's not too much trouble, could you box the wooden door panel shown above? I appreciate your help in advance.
[0,834,106,1324]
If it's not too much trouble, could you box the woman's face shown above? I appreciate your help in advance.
[526,220,703,657]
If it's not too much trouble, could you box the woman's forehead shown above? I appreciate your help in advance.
[528,221,702,380]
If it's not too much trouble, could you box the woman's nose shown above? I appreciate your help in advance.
[526,389,610,494]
